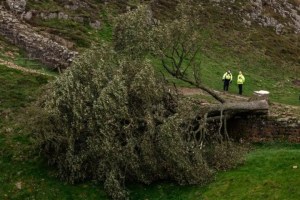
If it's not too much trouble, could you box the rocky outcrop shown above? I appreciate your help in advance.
[245,0,300,34]
[0,6,77,70]
[207,0,300,34]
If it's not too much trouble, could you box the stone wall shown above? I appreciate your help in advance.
[0,6,77,70]
[228,116,300,143]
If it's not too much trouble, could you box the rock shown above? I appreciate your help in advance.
[73,16,84,23]
[58,12,69,20]
[64,4,79,10]
[289,123,298,128]
[248,0,300,33]
[48,12,57,19]
[277,117,289,122]
[15,181,22,190]
[23,11,32,21]
[89,20,101,29]
[40,12,46,19]
[242,18,251,26]
[6,0,26,13]
[249,90,270,102]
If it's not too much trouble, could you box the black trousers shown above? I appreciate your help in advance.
[223,80,230,91]
[238,84,243,95]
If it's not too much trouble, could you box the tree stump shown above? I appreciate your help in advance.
[249,90,270,102]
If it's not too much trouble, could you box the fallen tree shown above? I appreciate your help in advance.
[33,2,270,199]
[206,100,269,119]
[33,45,248,200]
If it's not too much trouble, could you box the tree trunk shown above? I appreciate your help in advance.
[197,84,226,104]
[205,100,269,119]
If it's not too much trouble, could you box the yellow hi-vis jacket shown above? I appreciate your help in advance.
[222,72,232,81]
[237,74,245,84]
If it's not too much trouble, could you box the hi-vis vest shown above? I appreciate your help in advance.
[223,72,232,81]
[237,74,245,84]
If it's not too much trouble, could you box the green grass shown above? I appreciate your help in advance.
[2,121,299,200]
[23,0,299,106]
[200,143,300,200]
[1,1,299,199]
[34,18,93,48]
[27,0,62,11]
[0,158,108,199]
[13,52,58,77]
[151,25,299,105]
[0,37,57,77]
[1,61,299,200]
[129,143,300,200]
[152,51,299,105]
[0,65,49,110]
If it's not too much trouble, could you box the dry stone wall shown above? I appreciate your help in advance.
[228,116,300,143]
[0,6,77,69]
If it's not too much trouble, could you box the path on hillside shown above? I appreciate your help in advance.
[0,58,54,77]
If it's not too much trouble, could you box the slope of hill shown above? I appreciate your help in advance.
[0,1,299,199]
[1,0,299,104]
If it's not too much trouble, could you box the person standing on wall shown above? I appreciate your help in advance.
[222,70,233,92]
[237,71,245,95]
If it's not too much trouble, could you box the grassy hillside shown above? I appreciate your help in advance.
[0,36,299,200]
[23,0,300,104]
[150,2,300,105]
[0,1,299,199]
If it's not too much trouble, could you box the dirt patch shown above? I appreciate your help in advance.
[5,51,15,58]
[292,79,300,87]
[178,88,206,96]
[0,58,52,76]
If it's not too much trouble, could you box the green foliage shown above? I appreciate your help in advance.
[113,2,299,105]
[205,143,247,171]
[114,2,227,103]
[33,45,245,199]
[113,5,154,59]
[114,3,202,78]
